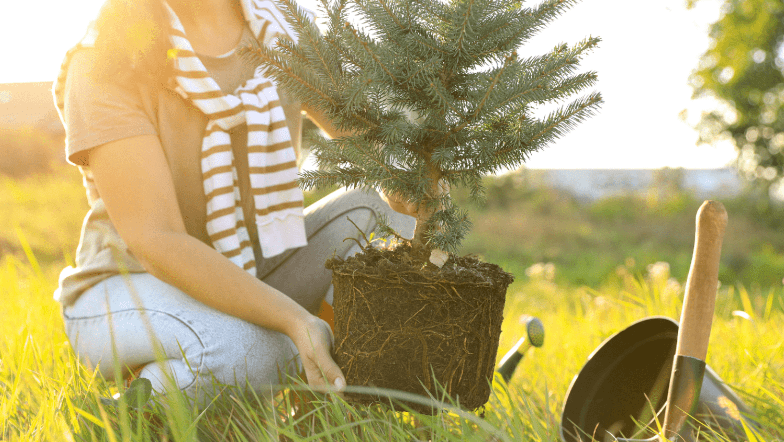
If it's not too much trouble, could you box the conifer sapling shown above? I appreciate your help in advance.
[243,0,601,262]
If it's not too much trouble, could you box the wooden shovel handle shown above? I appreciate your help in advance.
[675,200,728,361]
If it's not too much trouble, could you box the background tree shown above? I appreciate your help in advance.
[689,0,784,201]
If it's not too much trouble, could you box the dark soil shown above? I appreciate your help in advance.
[327,244,513,413]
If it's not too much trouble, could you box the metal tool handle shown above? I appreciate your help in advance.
[615,201,728,442]
[661,200,727,440]
[675,200,727,361]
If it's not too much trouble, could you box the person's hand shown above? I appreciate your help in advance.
[381,181,451,219]
[290,314,346,392]
[380,190,419,218]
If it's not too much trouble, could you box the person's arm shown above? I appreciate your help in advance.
[88,134,345,391]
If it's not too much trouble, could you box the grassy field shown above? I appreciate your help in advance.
[1,167,783,441]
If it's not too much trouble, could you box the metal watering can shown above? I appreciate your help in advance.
[561,201,756,442]
[560,316,755,442]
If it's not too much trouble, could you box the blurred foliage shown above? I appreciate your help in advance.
[0,127,65,178]
[454,172,784,289]
[2,165,783,292]
[689,0,784,200]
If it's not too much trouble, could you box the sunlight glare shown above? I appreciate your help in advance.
[0,0,105,83]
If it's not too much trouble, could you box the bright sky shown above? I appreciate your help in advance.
[0,0,736,169]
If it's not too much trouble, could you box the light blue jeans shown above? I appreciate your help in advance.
[62,187,415,403]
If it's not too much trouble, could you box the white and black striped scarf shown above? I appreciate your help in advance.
[54,0,307,276]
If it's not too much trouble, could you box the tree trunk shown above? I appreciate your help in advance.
[410,167,444,252]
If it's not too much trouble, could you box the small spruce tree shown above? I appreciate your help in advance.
[245,0,601,257]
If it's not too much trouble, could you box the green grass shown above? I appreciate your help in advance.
[1,169,783,440]
[0,164,87,269]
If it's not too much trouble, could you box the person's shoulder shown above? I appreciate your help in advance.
[65,47,101,81]
[63,47,147,106]
[60,45,158,166]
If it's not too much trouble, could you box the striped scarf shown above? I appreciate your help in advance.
[54,0,308,276]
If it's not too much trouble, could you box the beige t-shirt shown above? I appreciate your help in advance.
[55,26,303,306]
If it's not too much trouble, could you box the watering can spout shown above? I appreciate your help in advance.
[496,316,545,383]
